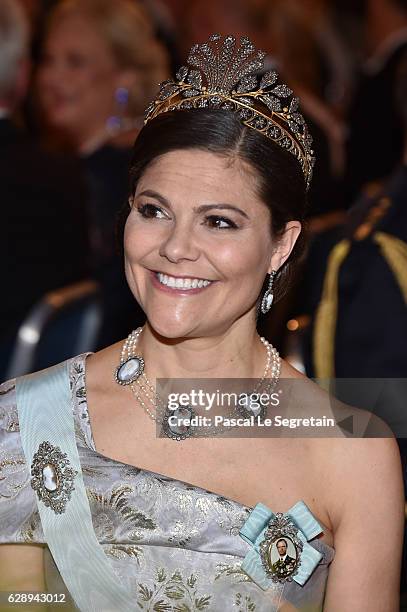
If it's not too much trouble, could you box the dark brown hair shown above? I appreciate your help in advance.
[123,109,308,303]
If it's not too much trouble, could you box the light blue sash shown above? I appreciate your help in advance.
[16,362,135,612]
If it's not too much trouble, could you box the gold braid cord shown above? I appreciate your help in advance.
[374,232,407,304]
[145,34,315,189]
[313,240,351,379]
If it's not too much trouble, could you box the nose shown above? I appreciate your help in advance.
[40,54,69,85]
[159,220,200,263]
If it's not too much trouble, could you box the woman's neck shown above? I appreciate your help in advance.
[75,118,141,155]
[76,124,112,155]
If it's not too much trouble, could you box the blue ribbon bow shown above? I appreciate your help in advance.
[239,501,323,590]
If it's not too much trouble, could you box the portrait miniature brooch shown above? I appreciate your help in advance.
[239,501,323,589]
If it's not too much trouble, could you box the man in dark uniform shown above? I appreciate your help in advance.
[308,56,407,606]
[312,56,407,380]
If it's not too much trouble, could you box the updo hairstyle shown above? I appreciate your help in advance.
[124,109,309,304]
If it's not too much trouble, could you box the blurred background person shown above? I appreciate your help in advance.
[299,0,407,381]
[345,0,407,200]
[307,52,407,380]
[308,59,407,600]
[0,0,89,381]
[249,0,350,217]
[179,0,258,55]
[36,0,169,347]
[252,0,354,111]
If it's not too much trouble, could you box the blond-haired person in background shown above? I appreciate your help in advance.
[37,0,169,348]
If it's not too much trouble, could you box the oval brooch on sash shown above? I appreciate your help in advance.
[30,441,77,514]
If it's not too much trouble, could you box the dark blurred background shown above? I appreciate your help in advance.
[0,0,406,603]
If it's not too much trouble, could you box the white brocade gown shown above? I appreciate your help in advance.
[0,354,334,611]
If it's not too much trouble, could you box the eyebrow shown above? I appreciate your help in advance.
[136,189,249,219]
[136,189,168,206]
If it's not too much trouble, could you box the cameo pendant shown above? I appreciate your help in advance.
[115,356,145,385]
[161,405,195,441]
[236,392,267,419]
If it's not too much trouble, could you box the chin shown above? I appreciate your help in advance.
[146,309,236,343]
[144,306,210,341]
[147,317,197,341]
[46,107,77,130]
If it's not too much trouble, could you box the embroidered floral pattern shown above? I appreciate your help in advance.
[137,568,211,611]
[105,544,144,563]
[0,383,19,432]
[0,446,28,499]
[235,592,257,611]
[20,510,42,543]
[69,356,94,450]
[215,562,252,584]
[87,484,157,542]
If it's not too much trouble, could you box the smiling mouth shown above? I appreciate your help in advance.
[154,271,213,290]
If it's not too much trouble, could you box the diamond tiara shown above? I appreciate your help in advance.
[144,34,315,190]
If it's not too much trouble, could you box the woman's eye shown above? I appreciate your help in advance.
[137,203,168,219]
[204,215,238,230]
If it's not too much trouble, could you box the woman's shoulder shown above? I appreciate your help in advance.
[280,360,396,436]
[311,419,403,537]
[276,363,401,488]
[85,341,122,394]
[0,353,90,435]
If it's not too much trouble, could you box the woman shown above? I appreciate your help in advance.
[37,0,167,153]
[37,0,169,347]
[0,35,404,611]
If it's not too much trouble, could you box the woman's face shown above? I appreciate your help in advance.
[124,149,300,339]
[37,15,126,142]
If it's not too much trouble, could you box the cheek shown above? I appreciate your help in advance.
[37,69,58,101]
[213,238,271,284]
[59,66,110,104]
[73,69,104,101]
[123,219,142,263]
[123,216,158,266]
[86,65,117,97]
[37,66,49,86]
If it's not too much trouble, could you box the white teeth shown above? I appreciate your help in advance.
[156,273,212,290]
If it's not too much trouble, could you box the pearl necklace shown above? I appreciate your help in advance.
[115,327,281,440]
